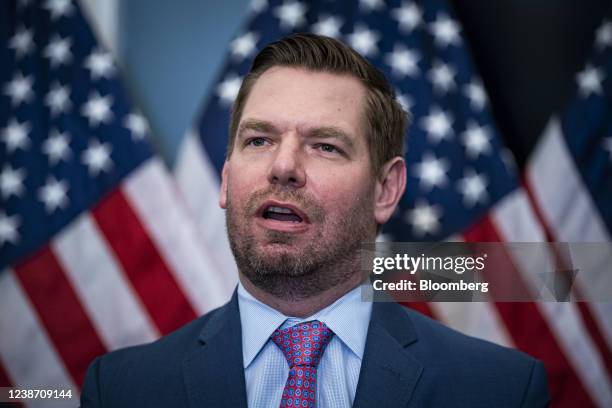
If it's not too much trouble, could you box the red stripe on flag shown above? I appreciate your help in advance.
[93,189,197,335]
[522,178,612,381]
[463,216,596,408]
[13,247,107,388]
[0,361,13,387]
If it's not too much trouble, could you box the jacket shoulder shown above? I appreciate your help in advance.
[81,302,228,407]
[103,303,222,367]
[400,307,549,407]
[404,307,530,365]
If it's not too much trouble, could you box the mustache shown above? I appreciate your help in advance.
[244,186,325,223]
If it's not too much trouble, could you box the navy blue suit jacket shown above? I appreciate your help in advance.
[81,291,549,407]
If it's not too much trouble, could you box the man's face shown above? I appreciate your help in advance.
[220,67,378,299]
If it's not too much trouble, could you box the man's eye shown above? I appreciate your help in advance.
[246,137,268,147]
[315,143,340,154]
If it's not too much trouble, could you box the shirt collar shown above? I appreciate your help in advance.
[237,282,372,368]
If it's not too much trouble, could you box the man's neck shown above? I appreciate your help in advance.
[239,273,363,318]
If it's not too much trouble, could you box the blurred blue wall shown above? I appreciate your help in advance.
[118,1,248,165]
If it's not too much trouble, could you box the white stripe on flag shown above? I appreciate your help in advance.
[494,189,612,408]
[0,270,75,397]
[589,303,612,352]
[433,235,514,348]
[538,302,612,408]
[174,130,238,279]
[527,118,612,349]
[124,158,232,314]
[527,119,610,242]
[53,213,159,350]
[431,302,513,348]
[492,192,554,301]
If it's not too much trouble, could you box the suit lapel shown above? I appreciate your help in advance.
[352,301,423,408]
[182,291,248,408]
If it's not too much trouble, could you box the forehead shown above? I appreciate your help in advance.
[240,67,367,139]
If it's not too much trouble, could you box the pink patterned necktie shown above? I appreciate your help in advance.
[270,320,334,408]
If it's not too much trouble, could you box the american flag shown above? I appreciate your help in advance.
[175,0,612,406]
[0,0,231,401]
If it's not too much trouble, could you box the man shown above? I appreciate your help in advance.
[81,34,549,407]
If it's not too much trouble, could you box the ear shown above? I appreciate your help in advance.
[374,156,406,225]
[219,161,229,209]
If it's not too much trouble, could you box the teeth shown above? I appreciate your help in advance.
[267,206,294,214]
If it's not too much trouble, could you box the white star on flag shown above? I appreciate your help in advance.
[3,72,34,106]
[576,65,604,97]
[42,129,71,165]
[413,152,449,190]
[463,80,487,111]
[44,35,73,67]
[385,45,420,78]
[124,112,150,141]
[457,170,488,207]
[0,165,26,199]
[8,26,34,58]
[428,61,456,94]
[596,20,612,49]
[391,2,422,33]
[84,48,115,79]
[461,122,492,159]
[405,200,442,236]
[347,25,380,57]
[420,107,453,143]
[230,32,259,61]
[44,0,74,20]
[45,82,72,116]
[429,13,461,48]
[216,73,243,106]
[1,118,31,152]
[274,0,307,30]
[230,31,259,61]
[311,15,343,38]
[81,92,114,126]
[81,139,113,176]
[359,0,384,12]
[250,0,268,14]
[38,177,69,213]
[0,212,20,246]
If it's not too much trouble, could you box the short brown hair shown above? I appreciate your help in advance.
[228,33,408,176]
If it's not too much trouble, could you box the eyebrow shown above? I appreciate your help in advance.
[308,126,355,151]
[237,119,278,139]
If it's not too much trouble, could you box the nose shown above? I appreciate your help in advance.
[267,135,306,188]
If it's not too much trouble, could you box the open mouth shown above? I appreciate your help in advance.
[257,201,310,226]
[263,206,303,223]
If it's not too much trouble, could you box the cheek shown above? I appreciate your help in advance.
[227,162,265,196]
[315,171,374,216]
[225,179,247,212]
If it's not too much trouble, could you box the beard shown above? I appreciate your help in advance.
[226,184,376,301]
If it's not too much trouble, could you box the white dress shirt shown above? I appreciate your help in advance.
[237,282,372,408]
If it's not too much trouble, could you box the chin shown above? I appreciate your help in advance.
[258,241,303,257]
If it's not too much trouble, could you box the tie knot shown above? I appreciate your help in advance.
[271,320,334,368]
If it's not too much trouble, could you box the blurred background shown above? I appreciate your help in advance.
[1,0,611,407]
[83,0,609,168]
